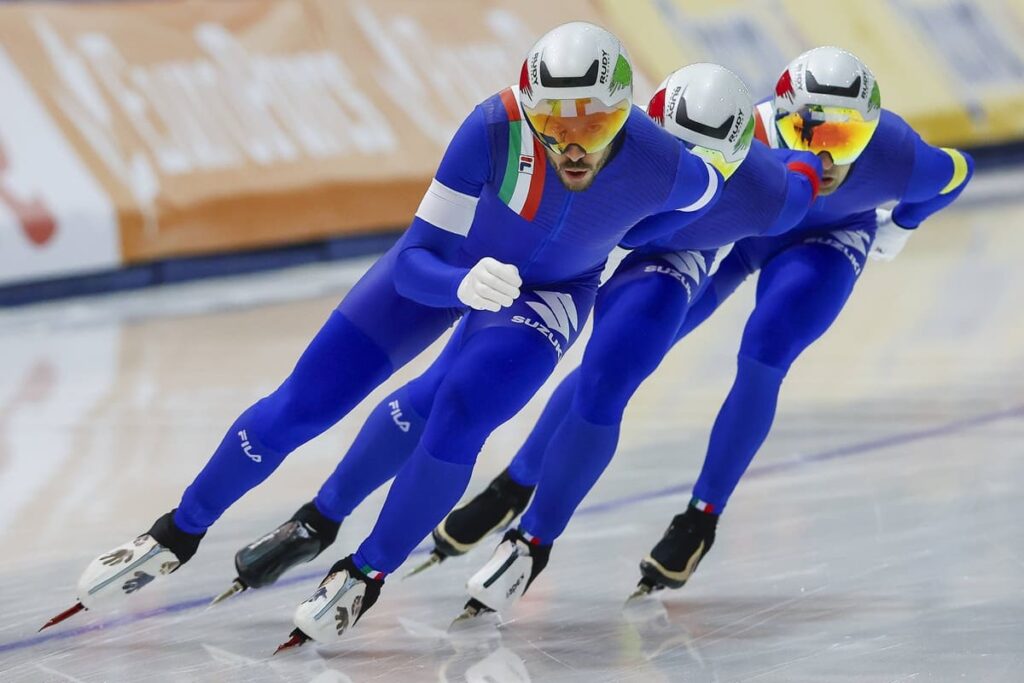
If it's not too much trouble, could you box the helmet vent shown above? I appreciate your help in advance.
[805,71,861,98]
[539,60,600,88]
[676,91,734,140]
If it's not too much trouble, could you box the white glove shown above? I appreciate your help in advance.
[869,208,914,262]
[457,257,522,312]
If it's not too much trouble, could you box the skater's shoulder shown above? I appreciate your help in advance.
[478,88,527,127]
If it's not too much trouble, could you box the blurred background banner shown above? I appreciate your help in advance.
[598,0,1024,147]
[0,0,1021,291]
[0,0,599,286]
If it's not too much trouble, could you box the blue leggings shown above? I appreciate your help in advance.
[174,233,597,577]
[690,230,871,510]
[174,246,459,534]
[304,250,716,543]
[518,249,716,541]
[306,223,871,549]
[515,221,874,533]
[353,283,596,574]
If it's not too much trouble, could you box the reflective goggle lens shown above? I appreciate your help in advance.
[690,145,743,181]
[775,106,879,165]
[523,98,631,155]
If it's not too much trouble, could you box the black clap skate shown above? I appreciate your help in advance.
[275,555,383,652]
[211,501,340,605]
[629,501,718,601]
[405,469,534,579]
[452,528,551,627]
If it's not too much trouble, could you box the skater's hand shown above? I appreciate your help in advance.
[458,257,522,312]
[870,208,913,262]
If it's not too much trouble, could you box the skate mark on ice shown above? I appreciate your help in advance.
[1,402,1021,655]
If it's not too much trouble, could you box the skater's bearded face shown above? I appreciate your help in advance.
[545,144,613,192]
[525,96,627,192]
[817,151,851,196]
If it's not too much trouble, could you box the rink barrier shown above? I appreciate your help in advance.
[1,0,1022,295]
[0,231,401,307]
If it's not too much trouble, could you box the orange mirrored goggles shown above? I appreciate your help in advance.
[523,97,631,155]
[775,105,879,166]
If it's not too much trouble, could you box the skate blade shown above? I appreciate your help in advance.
[448,599,495,632]
[403,551,444,580]
[39,602,86,632]
[208,579,247,607]
[625,582,657,604]
[273,628,311,655]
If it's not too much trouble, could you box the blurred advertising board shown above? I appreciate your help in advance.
[596,0,1024,147]
[0,0,1021,289]
[0,0,599,286]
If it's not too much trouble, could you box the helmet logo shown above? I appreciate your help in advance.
[519,60,533,100]
[868,82,881,111]
[776,70,796,103]
[805,71,861,98]
[734,117,755,154]
[647,88,667,125]
[599,50,610,84]
[610,54,632,95]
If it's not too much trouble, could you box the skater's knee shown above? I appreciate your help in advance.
[250,382,337,452]
[574,360,649,425]
[738,334,798,373]
[420,385,486,465]
[737,311,817,372]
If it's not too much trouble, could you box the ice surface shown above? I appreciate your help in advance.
[1,172,1022,682]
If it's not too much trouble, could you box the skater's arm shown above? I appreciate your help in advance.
[762,150,822,236]
[394,107,491,308]
[891,138,974,229]
[620,151,723,249]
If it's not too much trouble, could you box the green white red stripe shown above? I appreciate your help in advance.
[360,563,385,581]
[498,88,546,221]
[690,496,716,514]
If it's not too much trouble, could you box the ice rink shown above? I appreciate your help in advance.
[1,170,1022,682]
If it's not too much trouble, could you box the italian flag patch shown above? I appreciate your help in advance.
[690,497,716,514]
[498,88,546,221]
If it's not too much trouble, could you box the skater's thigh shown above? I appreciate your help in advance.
[422,283,598,462]
[671,241,760,347]
[743,226,873,370]
[337,246,461,369]
[398,321,469,417]
[573,252,707,422]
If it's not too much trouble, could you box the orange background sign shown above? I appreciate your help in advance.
[1,0,1020,288]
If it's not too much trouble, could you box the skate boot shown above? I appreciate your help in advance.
[629,502,717,601]
[211,501,340,605]
[451,528,551,626]
[40,510,204,630]
[275,555,383,652]
[406,469,534,578]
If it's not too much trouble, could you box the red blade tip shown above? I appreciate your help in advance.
[39,602,86,632]
[273,629,310,655]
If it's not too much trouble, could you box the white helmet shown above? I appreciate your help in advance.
[647,63,754,180]
[519,22,633,155]
[773,46,881,165]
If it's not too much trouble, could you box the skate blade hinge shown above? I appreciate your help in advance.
[403,551,444,580]
[209,579,247,607]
